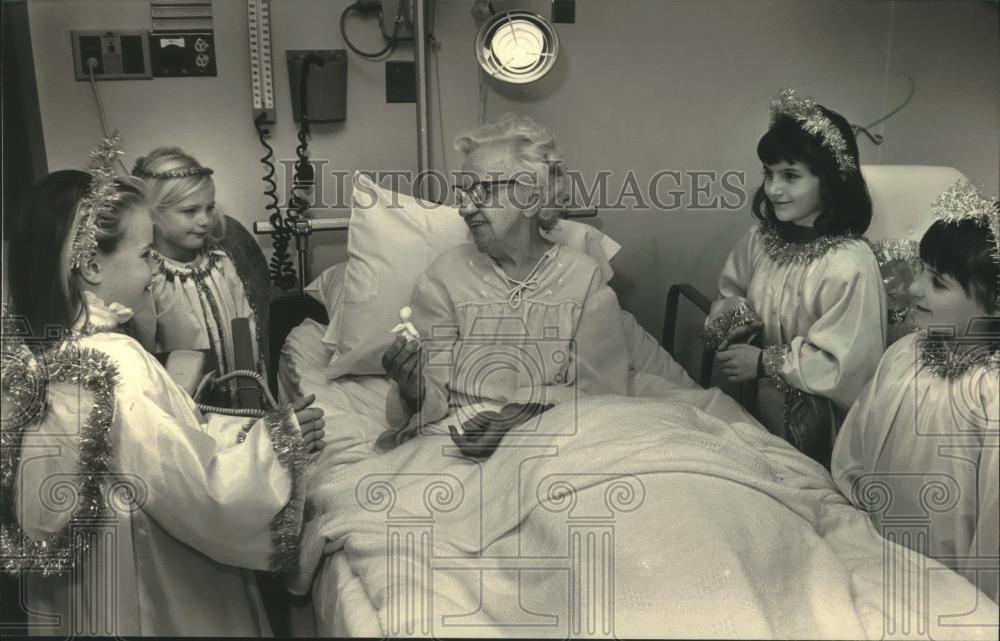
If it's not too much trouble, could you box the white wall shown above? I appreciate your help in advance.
[28,0,999,368]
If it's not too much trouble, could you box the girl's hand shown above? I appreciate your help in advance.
[716,344,762,383]
[291,394,326,454]
[382,335,425,413]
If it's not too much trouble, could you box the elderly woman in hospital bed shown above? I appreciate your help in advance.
[378,114,695,453]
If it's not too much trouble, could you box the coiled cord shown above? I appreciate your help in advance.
[254,112,297,290]
[288,55,322,217]
[194,368,279,418]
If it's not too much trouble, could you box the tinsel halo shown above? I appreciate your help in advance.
[69,134,127,270]
[769,88,857,177]
[929,181,1000,288]
[133,166,213,180]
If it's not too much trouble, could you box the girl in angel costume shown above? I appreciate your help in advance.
[705,89,887,467]
[833,182,999,603]
[1,138,326,635]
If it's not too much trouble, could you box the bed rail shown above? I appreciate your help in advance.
[661,283,715,389]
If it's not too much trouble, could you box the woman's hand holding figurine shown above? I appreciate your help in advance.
[383,334,425,415]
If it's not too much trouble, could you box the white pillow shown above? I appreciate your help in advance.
[303,262,346,348]
[326,171,621,379]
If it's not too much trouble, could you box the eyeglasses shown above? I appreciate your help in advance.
[451,178,533,208]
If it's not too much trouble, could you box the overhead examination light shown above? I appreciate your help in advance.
[475,11,559,84]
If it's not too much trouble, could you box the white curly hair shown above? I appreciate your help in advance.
[454,113,571,231]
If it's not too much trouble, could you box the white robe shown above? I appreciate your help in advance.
[712,225,887,436]
[832,332,999,603]
[133,247,263,399]
[8,295,305,636]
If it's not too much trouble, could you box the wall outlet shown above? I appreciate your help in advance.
[150,32,217,77]
[72,30,152,80]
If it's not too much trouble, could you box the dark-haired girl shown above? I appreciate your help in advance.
[704,89,887,466]
[833,183,999,603]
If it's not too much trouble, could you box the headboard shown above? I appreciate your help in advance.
[860,165,969,242]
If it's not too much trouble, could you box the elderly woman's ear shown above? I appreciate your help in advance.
[520,190,543,216]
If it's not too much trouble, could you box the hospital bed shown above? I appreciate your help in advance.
[264,170,996,638]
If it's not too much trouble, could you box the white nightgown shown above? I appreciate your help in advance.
[381,243,633,446]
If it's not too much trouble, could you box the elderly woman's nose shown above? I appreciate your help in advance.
[458,201,480,218]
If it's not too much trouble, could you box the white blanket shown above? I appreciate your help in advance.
[291,387,998,638]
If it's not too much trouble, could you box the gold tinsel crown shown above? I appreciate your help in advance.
[68,134,126,270]
[769,88,857,177]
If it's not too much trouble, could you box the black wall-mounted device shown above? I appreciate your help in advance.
[552,0,575,24]
[385,60,416,103]
[287,49,348,123]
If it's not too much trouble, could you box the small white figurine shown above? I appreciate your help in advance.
[390,306,420,342]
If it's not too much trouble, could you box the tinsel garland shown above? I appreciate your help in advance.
[870,238,921,331]
[701,301,763,352]
[264,404,308,577]
[869,238,919,267]
[917,333,1000,380]
[152,245,223,284]
[758,223,860,265]
[1,340,119,575]
[761,344,793,392]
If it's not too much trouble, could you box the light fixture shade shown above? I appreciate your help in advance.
[475,11,559,84]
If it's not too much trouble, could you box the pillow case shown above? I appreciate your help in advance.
[303,262,346,348]
[326,171,621,379]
